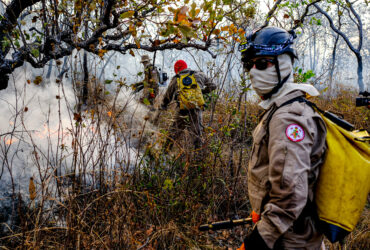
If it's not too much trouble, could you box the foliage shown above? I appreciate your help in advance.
[0,0,253,89]
[294,67,316,83]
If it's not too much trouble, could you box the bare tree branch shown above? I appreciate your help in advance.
[345,0,363,51]
[313,2,364,92]
[261,0,284,28]
[102,41,216,58]
[290,0,322,30]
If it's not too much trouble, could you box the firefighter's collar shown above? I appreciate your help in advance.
[259,82,320,110]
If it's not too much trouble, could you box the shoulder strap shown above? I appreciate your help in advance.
[177,71,195,77]
[265,96,308,131]
[292,98,354,131]
[265,96,354,132]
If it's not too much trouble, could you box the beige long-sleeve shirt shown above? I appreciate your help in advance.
[248,91,327,249]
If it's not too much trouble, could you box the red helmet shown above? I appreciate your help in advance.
[174,60,187,74]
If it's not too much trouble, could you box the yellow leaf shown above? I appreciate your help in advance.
[229,23,237,33]
[89,3,96,11]
[129,49,135,57]
[29,177,36,201]
[33,76,43,85]
[98,49,107,58]
[129,24,137,36]
[135,39,140,49]
[180,19,191,27]
[175,6,189,22]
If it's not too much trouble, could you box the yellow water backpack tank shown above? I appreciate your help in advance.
[177,71,205,110]
[314,110,370,242]
[272,97,370,243]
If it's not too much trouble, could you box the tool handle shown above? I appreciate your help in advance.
[199,217,253,231]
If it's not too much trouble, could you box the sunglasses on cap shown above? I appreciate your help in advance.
[242,58,275,71]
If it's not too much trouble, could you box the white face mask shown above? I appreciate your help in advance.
[249,54,293,97]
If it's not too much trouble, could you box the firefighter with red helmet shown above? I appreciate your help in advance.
[159,60,216,150]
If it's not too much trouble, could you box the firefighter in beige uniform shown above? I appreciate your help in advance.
[160,60,216,149]
[132,55,160,107]
[238,27,327,250]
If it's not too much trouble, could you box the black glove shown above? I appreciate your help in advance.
[243,227,271,250]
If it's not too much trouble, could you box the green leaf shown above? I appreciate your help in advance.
[163,179,173,190]
[105,79,113,84]
[179,25,194,39]
[31,48,39,58]
[242,87,251,93]
[142,98,151,105]
[14,40,20,48]
[120,10,135,19]
[2,39,10,51]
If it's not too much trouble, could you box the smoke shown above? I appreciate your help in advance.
[0,46,220,234]
[0,59,156,233]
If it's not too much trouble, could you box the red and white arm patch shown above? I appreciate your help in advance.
[285,124,305,142]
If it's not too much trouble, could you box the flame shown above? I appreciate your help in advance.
[35,124,59,139]
[5,138,17,145]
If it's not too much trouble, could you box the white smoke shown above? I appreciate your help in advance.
[0,46,222,233]
[0,56,158,231]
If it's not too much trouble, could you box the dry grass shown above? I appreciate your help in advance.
[0,82,368,249]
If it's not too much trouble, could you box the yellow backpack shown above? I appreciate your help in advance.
[293,98,370,242]
[313,110,370,243]
[267,97,370,242]
[177,71,205,110]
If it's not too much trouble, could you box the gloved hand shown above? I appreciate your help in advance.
[242,227,271,250]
